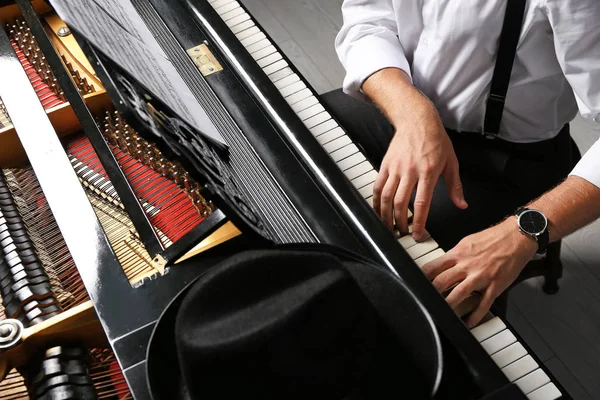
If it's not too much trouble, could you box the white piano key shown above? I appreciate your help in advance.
[298,104,324,121]
[262,59,288,76]
[502,355,538,382]
[291,96,319,113]
[337,152,367,171]
[399,234,418,250]
[492,342,528,369]
[269,67,294,83]
[304,112,331,129]
[515,370,551,395]
[471,316,506,342]
[481,329,517,355]
[406,237,439,260]
[343,161,373,180]
[228,15,252,32]
[210,0,235,8]
[273,74,300,90]
[351,170,377,190]
[316,127,345,145]
[214,1,239,15]
[251,45,277,61]
[310,119,338,136]
[241,32,266,47]
[414,248,445,268]
[221,7,245,21]
[323,135,352,153]
[358,181,375,199]
[247,38,271,54]
[527,383,562,400]
[282,83,307,99]
[330,144,359,163]
[285,88,312,106]
[257,52,283,69]
[235,26,260,41]
[398,230,431,249]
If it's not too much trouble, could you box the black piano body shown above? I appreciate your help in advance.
[0,0,572,399]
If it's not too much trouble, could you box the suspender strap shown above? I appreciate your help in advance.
[483,0,527,136]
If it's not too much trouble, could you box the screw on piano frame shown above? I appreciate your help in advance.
[57,26,71,37]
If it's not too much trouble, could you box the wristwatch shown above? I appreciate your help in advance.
[514,208,549,254]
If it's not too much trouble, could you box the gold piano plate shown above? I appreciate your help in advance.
[187,44,223,76]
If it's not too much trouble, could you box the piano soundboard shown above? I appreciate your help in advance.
[0,0,572,399]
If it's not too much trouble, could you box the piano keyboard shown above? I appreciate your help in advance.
[207,1,563,398]
[208,0,379,208]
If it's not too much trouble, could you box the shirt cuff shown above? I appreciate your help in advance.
[342,35,412,100]
[570,138,600,188]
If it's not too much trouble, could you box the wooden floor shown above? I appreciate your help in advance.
[238,0,600,399]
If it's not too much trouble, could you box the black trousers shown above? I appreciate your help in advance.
[321,89,575,251]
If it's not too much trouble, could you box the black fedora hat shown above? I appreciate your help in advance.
[146,243,443,399]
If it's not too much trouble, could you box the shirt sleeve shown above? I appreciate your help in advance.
[545,0,600,187]
[334,0,412,99]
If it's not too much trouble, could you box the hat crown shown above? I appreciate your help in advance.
[176,251,378,399]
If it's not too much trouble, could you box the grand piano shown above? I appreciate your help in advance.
[0,0,571,398]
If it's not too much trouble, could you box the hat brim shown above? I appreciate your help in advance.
[146,244,443,399]
[147,274,203,400]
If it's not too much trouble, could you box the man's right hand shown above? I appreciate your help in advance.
[363,68,468,239]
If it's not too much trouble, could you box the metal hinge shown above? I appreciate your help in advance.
[187,44,223,77]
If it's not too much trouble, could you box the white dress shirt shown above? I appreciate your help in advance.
[335,0,600,188]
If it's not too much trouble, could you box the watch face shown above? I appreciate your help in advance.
[518,210,547,235]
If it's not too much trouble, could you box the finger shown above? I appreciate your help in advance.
[393,175,417,235]
[466,288,496,329]
[432,266,467,294]
[454,292,482,318]
[443,159,468,210]
[421,253,455,280]
[412,176,436,240]
[445,278,477,310]
[380,174,401,230]
[372,169,389,216]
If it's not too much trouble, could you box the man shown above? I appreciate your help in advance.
[327,0,600,327]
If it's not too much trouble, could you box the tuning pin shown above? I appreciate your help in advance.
[104,114,115,130]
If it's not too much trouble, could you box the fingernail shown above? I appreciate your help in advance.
[412,231,422,241]
[461,198,468,208]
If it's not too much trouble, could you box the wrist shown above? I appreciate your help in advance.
[501,217,539,256]
[391,96,441,134]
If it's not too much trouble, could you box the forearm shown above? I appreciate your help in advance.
[526,176,600,242]
[362,68,437,131]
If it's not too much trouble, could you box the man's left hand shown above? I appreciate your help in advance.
[421,218,539,328]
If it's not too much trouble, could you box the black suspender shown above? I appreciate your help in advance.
[483,0,527,137]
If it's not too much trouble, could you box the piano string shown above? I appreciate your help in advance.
[0,169,131,399]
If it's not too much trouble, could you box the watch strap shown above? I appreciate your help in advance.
[515,207,528,217]
[536,229,549,254]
